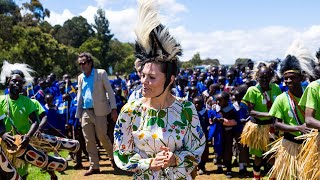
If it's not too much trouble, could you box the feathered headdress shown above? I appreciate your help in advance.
[135,0,182,63]
[0,60,34,85]
[281,40,316,78]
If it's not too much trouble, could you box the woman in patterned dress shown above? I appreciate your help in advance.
[113,0,206,179]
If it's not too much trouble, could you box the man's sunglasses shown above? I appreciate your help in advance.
[79,61,88,66]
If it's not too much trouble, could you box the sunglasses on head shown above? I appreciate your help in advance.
[78,61,88,66]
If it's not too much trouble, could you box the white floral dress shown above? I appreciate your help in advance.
[113,98,206,180]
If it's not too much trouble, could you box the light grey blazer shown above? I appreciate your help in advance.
[75,69,116,118]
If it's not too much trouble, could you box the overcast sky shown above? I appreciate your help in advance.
[16,0,320,64]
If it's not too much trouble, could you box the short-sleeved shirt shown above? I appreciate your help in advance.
[0,95,37,135]
[242,83,282,121]
[269,92,304,136]
[31,99,45,118]
[299,80,320,121]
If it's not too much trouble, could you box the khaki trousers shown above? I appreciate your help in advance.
[81,109,114,169]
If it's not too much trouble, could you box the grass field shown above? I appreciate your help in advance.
[25,145,269,180]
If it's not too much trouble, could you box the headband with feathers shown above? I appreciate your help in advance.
[135,0,182,63]
[282,40,316,78]
[0,60,34,85]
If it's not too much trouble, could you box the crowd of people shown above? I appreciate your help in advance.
[3,46,319,180]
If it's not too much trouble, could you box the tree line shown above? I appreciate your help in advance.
[0,0,222,78]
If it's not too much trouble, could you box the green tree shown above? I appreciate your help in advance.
[79,37,103,67]
[190,52,202,65]
[234,58,252,66]
[39,20,53,34]
[107,40,134,70]
[93,8,114,68]
[0,26,78,77]
[202,58,220,66]
[114,54,136,74]
[181,61,193,69]
[0,0,21,43]
[55,16,94,48]
[0,0,21,20]
[20,0,50,26]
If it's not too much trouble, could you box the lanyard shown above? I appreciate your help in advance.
[285,91,304,125]
[257,84,272,110]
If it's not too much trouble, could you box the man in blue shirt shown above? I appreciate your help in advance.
[76,52,118,176]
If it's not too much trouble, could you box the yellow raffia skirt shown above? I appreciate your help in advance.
[240,121,270,151]
[263,137,302,180]
[296,130,320,180]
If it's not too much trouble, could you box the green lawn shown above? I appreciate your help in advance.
[25,146,269,180]
[27,151,70,180]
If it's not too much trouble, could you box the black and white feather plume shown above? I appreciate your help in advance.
[0,60,34,85]
[284,40,317,78]
[135,0,182,62]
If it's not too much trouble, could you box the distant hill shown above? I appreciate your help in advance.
[202,58,220,66]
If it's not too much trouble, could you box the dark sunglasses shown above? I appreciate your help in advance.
[78,61,88,66]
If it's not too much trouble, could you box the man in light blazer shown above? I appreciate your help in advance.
[75,52,118,176]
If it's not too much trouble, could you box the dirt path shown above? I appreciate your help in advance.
[55,147,254,180]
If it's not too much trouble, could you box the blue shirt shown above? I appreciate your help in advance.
[81,68,94,109]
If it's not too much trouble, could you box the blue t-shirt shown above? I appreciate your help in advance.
[81,69,94,109]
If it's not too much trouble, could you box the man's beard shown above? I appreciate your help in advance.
[9,87,20,95]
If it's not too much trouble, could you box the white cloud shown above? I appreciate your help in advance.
[45,9,74,26]
[104,8,137,41]
[170,25,320,64]
[95,0,109,7]
[79,6,98,24]
[158,0,187,14]
[80,6,137,41]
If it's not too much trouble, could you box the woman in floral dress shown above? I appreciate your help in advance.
[113,0,206,179]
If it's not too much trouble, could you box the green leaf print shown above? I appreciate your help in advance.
[114,150,129,163]
[176,135,181,140]
[158,110,166,118]
[120,118,126,123]
[183,101,192,107]
[159,138,167,146]
[147,117,157,126]
[144,174,150,180]
[181,108,192,123]
[156,118,165,128]
[173,121,185,127]
[168,129,173,132]
[147,109,157,116]
[132,125,138,131]
[175,129,180,134]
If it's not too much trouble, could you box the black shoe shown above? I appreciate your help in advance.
[73,163,84,170]
[232,159,239,167]
[238,169,248,177]
[84,169,100,176]
[216,167,223,174]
